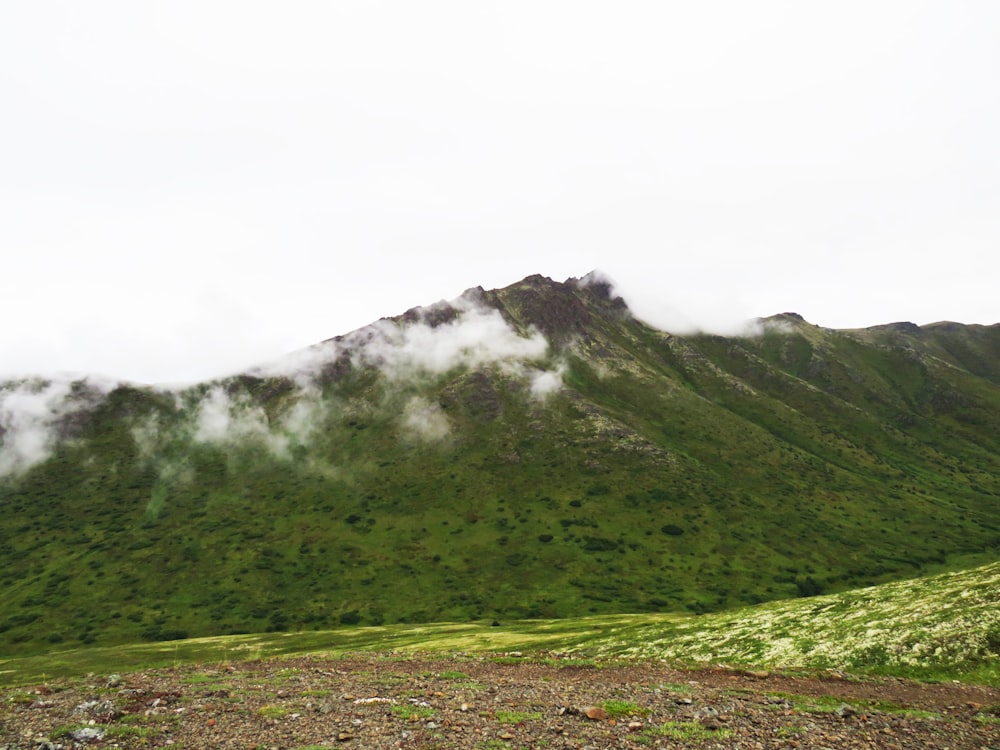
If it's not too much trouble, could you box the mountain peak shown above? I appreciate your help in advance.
[757,311,813,329]
[861,321,924,336]
[485,272,630,343]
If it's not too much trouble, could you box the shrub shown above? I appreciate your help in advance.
[339,611,362,625]
[582,536,618,552]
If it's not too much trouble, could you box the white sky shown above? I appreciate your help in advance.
[2,1,998,384]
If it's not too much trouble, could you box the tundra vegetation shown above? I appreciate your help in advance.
[1,559,998,687]
[0,274,998,686]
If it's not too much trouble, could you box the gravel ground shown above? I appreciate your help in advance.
[2,653,998,749]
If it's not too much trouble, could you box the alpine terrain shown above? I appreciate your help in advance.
[2,272,999,658]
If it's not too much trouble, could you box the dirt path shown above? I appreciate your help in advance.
[2,654,998,749]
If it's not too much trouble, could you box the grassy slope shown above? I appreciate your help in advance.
[1,277,999,656]
[2,560,997,688]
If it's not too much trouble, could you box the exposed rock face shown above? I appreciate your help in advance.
[481,273,630,345]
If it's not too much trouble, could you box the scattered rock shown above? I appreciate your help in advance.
[694,705,724,729]
[68,727,104,742]
[584,706,608,720]
[2,655,997,750]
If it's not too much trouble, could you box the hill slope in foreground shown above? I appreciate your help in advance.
[1,272,999,656]
[2,562,1000,747]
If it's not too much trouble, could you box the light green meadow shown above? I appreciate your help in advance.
[1,560,996,688]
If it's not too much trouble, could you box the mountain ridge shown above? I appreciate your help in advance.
[1,273,999,655]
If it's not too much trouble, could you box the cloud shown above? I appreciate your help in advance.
[250,300,563,444]
[529,364,566,400]
[2,299,559,477]
[130,410,164,461]
[356,307,550,379]
[279,386,328,447]
[254,299,552,388]
[0,376,114,477]
[188,384,335,460]
[193,386,272,444]
[401,396,451,442]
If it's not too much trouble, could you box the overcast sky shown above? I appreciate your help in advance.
[2,1,998,384]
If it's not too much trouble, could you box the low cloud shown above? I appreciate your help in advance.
[401,396,451,442]
[361,307,549,379]
[194,386,275,446]
[254,300,551,387]
[3,300,561,476]
[0,377,115,478]
[529,363,566,400]
[185,384,331,459]
[222,302,557,446]
[130,410,164,460]
[596,269,763,337]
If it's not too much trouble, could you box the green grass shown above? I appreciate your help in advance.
[391,704,436,720]
[654,681,693,694]
[450,680,487,691]
[766,692,945,719]
[642,720,733,742]
[258,705,290,719]
[0,558,998,689]
[601,699,647,717]
[496,710,542,724]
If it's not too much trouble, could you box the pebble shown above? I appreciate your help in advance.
[3,655,995,750]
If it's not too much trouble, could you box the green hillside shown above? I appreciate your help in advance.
[3,560,998,687]
[1,273,999,655]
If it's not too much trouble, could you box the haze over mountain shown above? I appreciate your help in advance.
[4,4,1000,384]
[1,273,999,654]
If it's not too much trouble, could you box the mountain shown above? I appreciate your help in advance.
[1,273,999,655]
